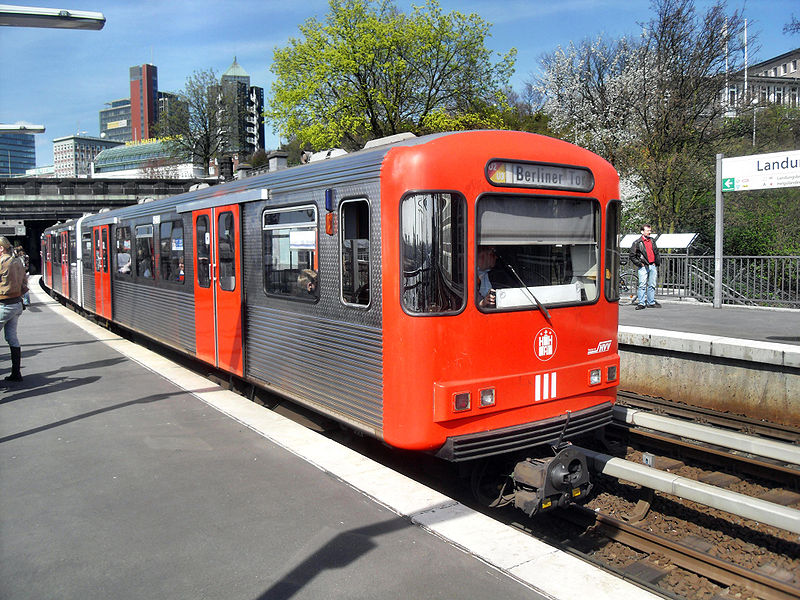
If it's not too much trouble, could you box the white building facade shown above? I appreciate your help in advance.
[53,135,122,177]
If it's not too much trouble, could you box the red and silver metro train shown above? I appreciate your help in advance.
[42,130,623,515]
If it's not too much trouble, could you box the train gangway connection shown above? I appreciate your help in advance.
[0,281,657,600]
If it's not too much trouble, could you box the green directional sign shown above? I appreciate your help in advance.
[722,177,735,191]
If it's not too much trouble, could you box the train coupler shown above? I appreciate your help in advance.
[512,445,592,517]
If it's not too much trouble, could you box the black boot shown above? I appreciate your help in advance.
[5,346,22,382]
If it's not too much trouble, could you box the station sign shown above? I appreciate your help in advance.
[721,150,800,192]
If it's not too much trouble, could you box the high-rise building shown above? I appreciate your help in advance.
[99,98,132,142]
[0,133,36,175]
[53,134,122,177]
[130,64,158,141]
[220,58,265,156]
[100,90,178,143]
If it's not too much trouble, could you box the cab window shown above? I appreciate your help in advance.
[604,200,622,302]
[476,194,600,310]
[400,192,466,314]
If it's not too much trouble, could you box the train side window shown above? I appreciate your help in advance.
[52,234,61,265]
[262,205,318,301]
[81,233,92,272]
[135,224,155,279]
[604,200,622,302]
[93,228,102,272]
[101,227,109,272]
[400,192,466,314]
[115,226,132,276]
[160,219,185,283]
[218,211,236,291]
[196,216,211,288]
[340,199,370,306]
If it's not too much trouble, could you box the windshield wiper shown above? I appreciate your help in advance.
[495,256,553,323]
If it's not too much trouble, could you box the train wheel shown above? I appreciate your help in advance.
[469,457,515,508]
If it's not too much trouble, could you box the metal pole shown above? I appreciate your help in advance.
[714,153,723,308]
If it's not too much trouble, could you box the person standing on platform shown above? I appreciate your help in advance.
[629,224,661,310]
[14,246,30,307]
[0,237,27,381]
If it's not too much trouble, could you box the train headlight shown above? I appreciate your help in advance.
[607,366,618,382]
[589,369,602,385]
[454,392,471,412]
[479,388,495,407]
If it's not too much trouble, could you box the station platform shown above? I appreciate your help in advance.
[0,282,655,600]
[619,297,800,347]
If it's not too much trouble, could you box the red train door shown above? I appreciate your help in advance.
[60,231,70,297]
[93,225,111,319]
[192,205,243,376]
[44,235,52,288]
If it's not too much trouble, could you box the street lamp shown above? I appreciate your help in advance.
[0,122,45,134]
[0,5,105,30]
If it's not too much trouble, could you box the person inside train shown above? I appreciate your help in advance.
[297,269,318,295]
[476,246,516,309]
[117,252,131,274]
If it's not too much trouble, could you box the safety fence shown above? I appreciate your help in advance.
[621,255,800,309]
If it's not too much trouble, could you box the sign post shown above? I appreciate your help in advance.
[714,154,723,308]
[715,149,800,307]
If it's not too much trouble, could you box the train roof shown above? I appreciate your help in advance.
[55,130,615,229]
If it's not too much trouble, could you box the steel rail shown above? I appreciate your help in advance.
[566,506,800,600]
[582,449,800,534]
[616,392,800,444]
[618,425,800,487]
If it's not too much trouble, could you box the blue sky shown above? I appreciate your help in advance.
[2,0,798,167]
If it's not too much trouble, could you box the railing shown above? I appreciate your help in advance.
[621,255,800,309]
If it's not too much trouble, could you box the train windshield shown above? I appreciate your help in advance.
[476,194,600,310]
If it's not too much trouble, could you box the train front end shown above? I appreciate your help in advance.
[380,131,622,514]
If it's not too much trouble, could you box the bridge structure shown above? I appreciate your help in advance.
[0,176,209,268]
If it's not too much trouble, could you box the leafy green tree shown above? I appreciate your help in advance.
[154,68,238,176]
[267,0,516,150]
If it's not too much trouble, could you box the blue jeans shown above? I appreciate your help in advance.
[637,264,657,306]
[0,300,23,347]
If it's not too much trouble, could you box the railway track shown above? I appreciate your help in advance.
[566,391,800,600]
[561,506,800,600]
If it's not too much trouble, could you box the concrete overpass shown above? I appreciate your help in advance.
[0,176,210,269]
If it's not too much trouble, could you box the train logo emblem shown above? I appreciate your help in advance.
[534,327,557,361]
[587,340,612,355]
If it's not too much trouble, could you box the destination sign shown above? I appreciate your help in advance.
[487,160,594,192]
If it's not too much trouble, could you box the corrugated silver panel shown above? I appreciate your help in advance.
[51,269,62,295]
[241,181,384,432]
[82,272,95,312]
[112,280,196,353]
[246,305,383,431]
[69,265,79,303]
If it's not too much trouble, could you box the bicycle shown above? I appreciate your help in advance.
[618,257,636,303]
